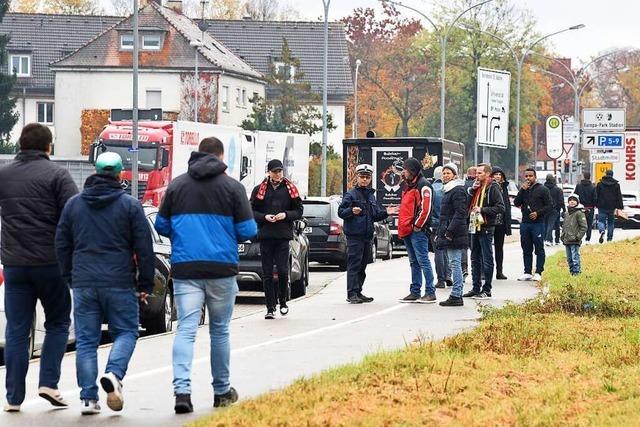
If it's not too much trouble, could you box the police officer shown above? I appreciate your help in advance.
[338,164,397,304]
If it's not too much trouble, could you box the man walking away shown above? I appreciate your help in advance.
[56,152,154,415]
[543,174,564,246]
[436,164,468,307]
[513,168,552,282]
[431,166,452,289]
[561,194,588,275]
[155,138,257,413]
[573,172,597,242]
[397,158,436,303]
[492,167,512,280]
[0,123,78,412]
[338,164,395,303]
[595,170,623,243]
[464,164,505,300]
[250,159,304,319]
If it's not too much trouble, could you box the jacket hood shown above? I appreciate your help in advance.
[81,174,125,209]
[579,179,593,186]
[187,152,227,180]
[15,150,50,161]
[568,204,584,212]
[443,179,465,193]
[544,180,558,189]
[600,176,619,186]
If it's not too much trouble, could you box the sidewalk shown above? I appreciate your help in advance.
[2,229,638,426]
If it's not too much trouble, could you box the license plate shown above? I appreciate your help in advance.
[238,244,246,254]
[303,227,313,234]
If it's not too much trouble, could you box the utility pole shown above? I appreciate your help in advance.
[320,0,330,197]
[132,0,139,199]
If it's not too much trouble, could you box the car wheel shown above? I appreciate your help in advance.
[292,256,308,298]
[371,241,377,263]
[145,288,174,335]
[382,240,393,260]
[28,315,36,359]
[338,258,348,271]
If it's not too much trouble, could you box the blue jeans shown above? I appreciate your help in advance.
[470,232,495,293]
[73,287,139,400]
[520,222,546,274]
[446,249,464,298]
[565,244,581,274]
[545,210,561,243]
[598,209,616,241]
[173,277,238,395]
[346,238,371,297]
[434,247,451,282]
[403,231,435,297]
[3,265,71,405]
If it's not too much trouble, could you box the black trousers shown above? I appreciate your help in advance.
[494,225,506,275]
[584,208,595,241]
[346,238,372,297]
[260,240,290,311]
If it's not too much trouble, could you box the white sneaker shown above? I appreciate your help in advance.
[3,403,20,412]
[100,372,124,411]
[544,241,551,247]
[517,274,533,281]
[532,273,542,281]
[38,386,68,408]
[81,399,101,415]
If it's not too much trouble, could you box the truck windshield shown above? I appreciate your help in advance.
[102,143,158,171]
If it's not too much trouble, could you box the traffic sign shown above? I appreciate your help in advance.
[546,115,563,159]
[582,108,625,131]
[582,133,625,150]
[590,151,620,163]
[476,67,511,149]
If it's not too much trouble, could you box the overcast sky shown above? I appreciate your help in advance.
[301,0,639,64]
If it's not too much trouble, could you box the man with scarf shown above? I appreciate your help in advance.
[463,163,505,300]
[250,159,304,319]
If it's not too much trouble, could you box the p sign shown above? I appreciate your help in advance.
[594,163,613,183]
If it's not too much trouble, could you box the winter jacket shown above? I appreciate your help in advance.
[596,176,624,211]
[574,179,597,208]
[398,173,433,239]
[250,179,303,241]
[513,182,553,224]
[467,181,505,233]
[0,150,78,266]
[338,186,388,240]
[155,152,257,279]
[431,180,444,228]
[435,179,469,250]
[561,205,588,245]
[544,181,565,213]
[494,176,512,235]
[55,175,154,293]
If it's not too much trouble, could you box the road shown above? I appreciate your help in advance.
[2,230,639,426]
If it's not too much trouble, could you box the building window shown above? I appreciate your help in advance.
[252,92,259,102]
[10,55,31,77]
[222,86,229,112]
[273,61,295,83]
[241,88,247,107]
[37,102,54,124]
[146,90,162,109]
[142,34,162,50]
[235,88,241,106]
[121,34,134,50]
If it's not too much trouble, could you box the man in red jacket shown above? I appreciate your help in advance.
[397,158,436,303]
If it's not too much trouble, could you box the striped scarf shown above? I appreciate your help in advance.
[255,177,300,201]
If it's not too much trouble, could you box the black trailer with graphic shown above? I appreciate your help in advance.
[342,137,465,248]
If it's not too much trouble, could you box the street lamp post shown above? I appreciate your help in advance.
[132,0,139,198]
[321,0,330,197]
[353,59,361,138]
[390,0,494,142]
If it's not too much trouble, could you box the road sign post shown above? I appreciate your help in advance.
[546,115,564,161]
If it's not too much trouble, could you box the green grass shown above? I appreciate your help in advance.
[191,238,640,426]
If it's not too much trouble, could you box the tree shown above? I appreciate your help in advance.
[183,0,243,19]
[9,0,39,13]
[111,0,132,16]
[0,0,18,147]
[241,38,335,136]
[43,0,103,14]
[242,0,301,21]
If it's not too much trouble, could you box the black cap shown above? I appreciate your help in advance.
[403,158,422,176]
[605,169,613,177]
[267,159,284,171]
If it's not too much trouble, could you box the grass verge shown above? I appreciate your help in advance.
[192,238,640,426]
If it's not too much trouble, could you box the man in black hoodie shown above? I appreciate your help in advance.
[574,172,597,242]
[543,174,564,245]
[596,170,624,243]
[56,152,154,415]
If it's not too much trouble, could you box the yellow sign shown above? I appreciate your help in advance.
[594,163,613,183]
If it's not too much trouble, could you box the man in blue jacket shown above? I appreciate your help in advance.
[55,152,154,415]
[155,137,257,414]
[338,164,396,304]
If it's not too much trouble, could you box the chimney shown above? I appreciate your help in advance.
[166,0,183,14]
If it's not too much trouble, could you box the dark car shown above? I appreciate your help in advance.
[236,219,310,299]
[302,197,392,271]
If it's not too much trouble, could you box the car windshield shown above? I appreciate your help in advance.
[303,203,331,219]
[103,143,158,171]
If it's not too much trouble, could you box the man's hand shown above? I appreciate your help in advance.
[521,182,530,190]
[471,206,481,214]
[137,292,149,305]
[413,226,421,232]
[352,207,362,215]
[386,205,399,215]
[265,214,277,223]
[529,211,538,220]
[275,212,286,221]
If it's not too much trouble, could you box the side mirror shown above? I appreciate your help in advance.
[161,148,170,169]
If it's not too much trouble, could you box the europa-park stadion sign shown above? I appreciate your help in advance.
[545,115,563,159]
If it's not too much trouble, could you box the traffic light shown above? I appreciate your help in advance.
[571,160,578,173]
[556,159,563,171]
[563,158,571,174]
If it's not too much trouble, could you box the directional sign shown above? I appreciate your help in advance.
[546,115,563,159]
[582,133,625,150]
[582,108,625,131]
[476,67,511,149]
[590,151,620,163]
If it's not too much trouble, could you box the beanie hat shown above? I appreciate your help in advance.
[606,169,613,177]
[442,162,458,176]
[403,158,422,176]
[433,166,443,180]
[546,173,555,182]
[568,194,580,203]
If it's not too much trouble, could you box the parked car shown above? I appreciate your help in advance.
[507,183,521,227]
[615,191,640,229]
[236,219,310,299]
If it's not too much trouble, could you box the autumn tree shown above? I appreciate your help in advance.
[43,0,103,14]
[183,0,243,19]
[9,0,39,13]
[589,49,640,123]
[242,0,301,21]
[0,0,18,151]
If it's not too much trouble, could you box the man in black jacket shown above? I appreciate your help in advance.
[596,170,624,243]
[56,152,154,415]
[0,124,78,412]
[513,168,553,282]
[251,159,304,319]
[574,172,597,242]
[543,174,565,246]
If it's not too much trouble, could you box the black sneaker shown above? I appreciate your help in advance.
[214,387,239,408]
[435,281,446,289]
[417,294,437,304]
[174,394,193,414]
[357,293,374,303]
[346,295,364,304]
[279,303,289,316]
[399,293,420,303]
[265,310,275,319]
[599,232,605,244]
[472,291,492,300]
[445,279,453,287]
[496,272,507,280]
[439,296,463,306]
[462,290,479,298]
